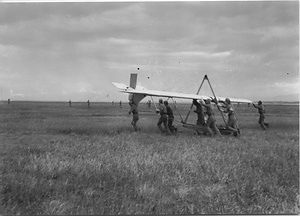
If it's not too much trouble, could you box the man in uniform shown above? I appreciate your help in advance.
[193,99,205,126]
[252,100,269,130]
[164,100,177,133]
[200,99,222,136]
[157,99,170,134]
[219,98,240,135]
[129,100,139,131]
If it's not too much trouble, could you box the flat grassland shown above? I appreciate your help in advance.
[0,101,299,214]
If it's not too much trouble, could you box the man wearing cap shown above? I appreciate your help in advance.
[157,99,170,134]
[220,98,240,135]
[252,100,269,130]
[200,99,222,136]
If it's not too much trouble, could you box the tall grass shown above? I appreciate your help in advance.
[0,101,299,214]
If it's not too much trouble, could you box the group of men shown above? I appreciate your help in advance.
[128,97,269,135]
[156,99,177,134]
[193,98,240,136]
[128,98,177,133]
[193,98,269,135]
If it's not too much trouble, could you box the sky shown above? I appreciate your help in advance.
[0,1,299,102]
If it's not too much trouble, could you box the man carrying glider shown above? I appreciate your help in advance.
[252,100,269,130]
[193,99,206,126]
[219,98,241,135]
[129,100,139,131]
[200,99,222,136]
[164,100,177,133]
[157,99,170,135]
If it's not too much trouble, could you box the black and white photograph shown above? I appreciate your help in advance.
[0,0,299,214]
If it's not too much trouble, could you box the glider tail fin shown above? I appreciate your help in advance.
[128,73,146,105]
[130,73,137,89]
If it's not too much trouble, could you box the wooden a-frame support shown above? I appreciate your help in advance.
[148,74,236,136]
[148,74,227,128]
[183,74,227,125]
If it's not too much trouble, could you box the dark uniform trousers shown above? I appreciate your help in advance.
[157,114,170,134]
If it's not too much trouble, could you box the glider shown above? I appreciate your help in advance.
[112,73,252,136]
[112,73,252,105]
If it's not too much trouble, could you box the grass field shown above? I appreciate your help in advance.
[0,101,299,214]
